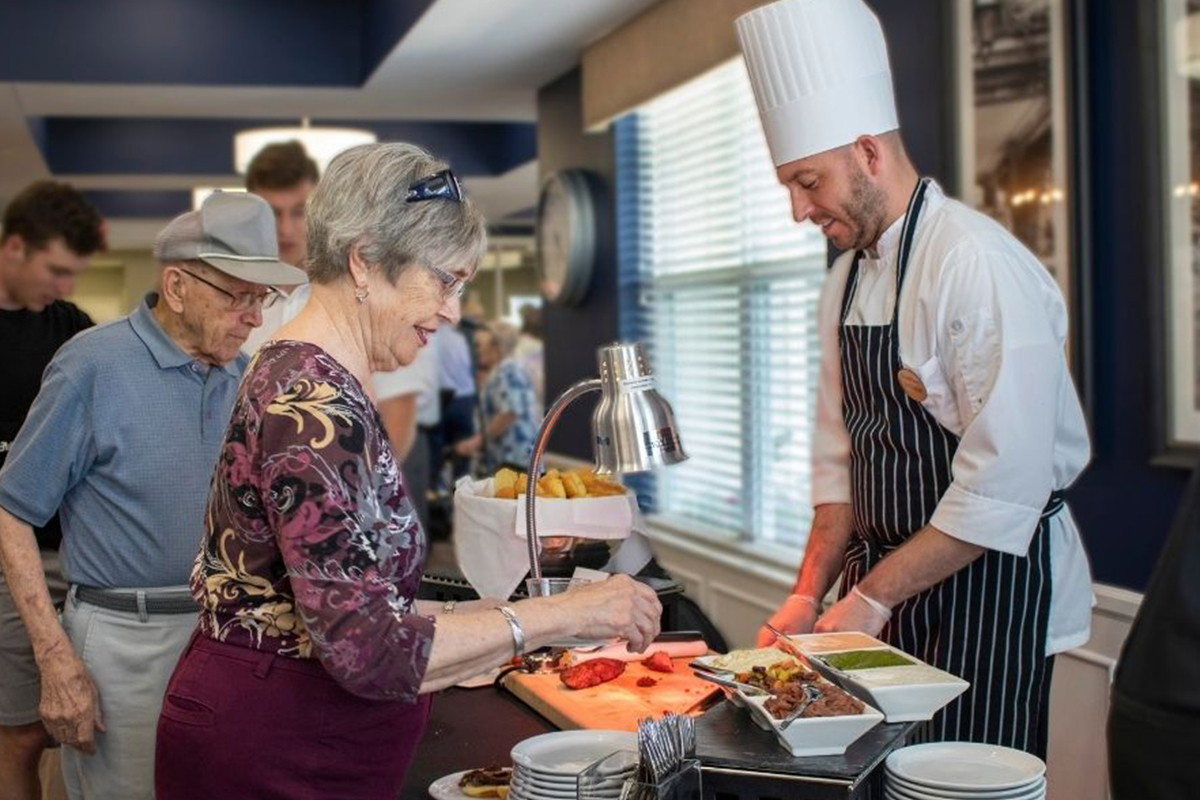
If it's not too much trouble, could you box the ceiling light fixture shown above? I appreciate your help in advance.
[233,117,376,174]
[191,186,246,210]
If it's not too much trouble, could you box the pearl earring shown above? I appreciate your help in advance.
[355,287,370,304]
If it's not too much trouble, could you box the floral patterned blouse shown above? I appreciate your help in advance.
[192,341,435,702]
[481,357,540,470]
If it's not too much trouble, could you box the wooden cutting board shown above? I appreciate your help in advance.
[502,657,719,732]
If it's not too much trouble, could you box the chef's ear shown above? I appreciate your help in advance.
[854,134,887,178]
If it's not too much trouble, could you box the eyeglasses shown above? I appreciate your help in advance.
[424,263,467,301]
[406,169,463,204]
[179,269,280,311]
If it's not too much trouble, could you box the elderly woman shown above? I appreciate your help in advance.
[154,143,661,799]
[456,320,541,471]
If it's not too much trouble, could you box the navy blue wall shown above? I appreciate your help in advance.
[536,68,620,462]
[1064,0,1190,591]
[536,0,1190,591]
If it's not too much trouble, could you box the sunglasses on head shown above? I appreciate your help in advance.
[406,169,463,204]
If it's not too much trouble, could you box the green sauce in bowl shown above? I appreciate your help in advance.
[823,650,914,671]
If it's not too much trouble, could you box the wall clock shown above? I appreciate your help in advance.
[536,169,598,306]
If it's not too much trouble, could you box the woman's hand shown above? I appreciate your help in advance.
[548,575,662,652]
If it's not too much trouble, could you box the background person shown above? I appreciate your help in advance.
[0,181,103,800]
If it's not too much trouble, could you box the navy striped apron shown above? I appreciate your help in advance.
[837,178,1060,757]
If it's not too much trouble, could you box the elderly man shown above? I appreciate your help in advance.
[739,0,1093,757]
[0,192,305,800]
[0,181,103,800]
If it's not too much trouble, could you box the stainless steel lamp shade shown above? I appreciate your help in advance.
[524,341,687,583]
[591,343,687,475]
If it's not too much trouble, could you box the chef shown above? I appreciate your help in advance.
[737,0,1094,757]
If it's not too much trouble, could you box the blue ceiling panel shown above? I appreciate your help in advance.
[82,190,193,220]
[0,0,430,87]
[362,0,438,83]
[41,118,276,175]
[37,117,537,178]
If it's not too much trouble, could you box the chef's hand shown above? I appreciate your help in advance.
[39,647,105,754]
[814,586,891,638]
[556,575,662,653]
[755,594,821,647]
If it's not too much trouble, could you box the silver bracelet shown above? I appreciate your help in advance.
[496,605,526,656]
[442,599,457,615]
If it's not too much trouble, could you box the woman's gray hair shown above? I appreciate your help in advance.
[486,320,521,360]
[305,142,487,284]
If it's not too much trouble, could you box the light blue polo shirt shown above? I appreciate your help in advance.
[0,294,248,588]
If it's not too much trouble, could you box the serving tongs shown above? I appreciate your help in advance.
[762,623,818,666]
[779,684,823,730]
[688,666,769,696]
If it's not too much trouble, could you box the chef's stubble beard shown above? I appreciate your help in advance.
[843,164,889,251]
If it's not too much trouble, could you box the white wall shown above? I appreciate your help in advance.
[646,523,1135,800]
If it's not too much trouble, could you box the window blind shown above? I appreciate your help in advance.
[616,59,828,549]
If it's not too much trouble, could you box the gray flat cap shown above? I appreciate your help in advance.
[153,191,307,286]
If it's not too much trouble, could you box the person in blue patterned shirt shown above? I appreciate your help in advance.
[457,321,541,471]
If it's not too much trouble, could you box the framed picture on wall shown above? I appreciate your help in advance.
[1152,0,1200,462]
[955,0,1092,406]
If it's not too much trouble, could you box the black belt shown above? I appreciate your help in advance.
[1042,490,1066,520]
[74,585,197,615]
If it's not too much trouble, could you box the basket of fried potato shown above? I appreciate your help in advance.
[491,467,627,501]
[452,467,641,597]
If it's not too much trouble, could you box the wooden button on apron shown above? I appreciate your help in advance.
[897,367,927,402]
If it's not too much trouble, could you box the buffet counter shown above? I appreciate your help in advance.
[399,684,914,800]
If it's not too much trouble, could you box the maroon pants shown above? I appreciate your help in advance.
[155,632,431,800]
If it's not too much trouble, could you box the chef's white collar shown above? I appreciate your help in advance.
[861,180,945,267]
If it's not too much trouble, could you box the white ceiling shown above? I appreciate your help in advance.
[0,0,661,238]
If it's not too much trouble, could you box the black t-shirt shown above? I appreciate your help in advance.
[0,300,93,550]
[1114,459,1200,715]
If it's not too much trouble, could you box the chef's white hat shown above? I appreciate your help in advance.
[735,0,899,166]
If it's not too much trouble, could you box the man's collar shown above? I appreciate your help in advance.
[129,293,239,376]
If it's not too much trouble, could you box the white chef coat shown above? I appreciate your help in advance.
[374,338,441,427]
[240,283,311,357]
[811,181,1094,655]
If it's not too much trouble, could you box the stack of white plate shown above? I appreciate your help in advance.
[885,742,1047,800]
[509,730,637,800]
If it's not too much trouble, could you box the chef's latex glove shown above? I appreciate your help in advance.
[755,593,822,647]
[813,586,891,637]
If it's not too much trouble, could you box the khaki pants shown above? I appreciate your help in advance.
[39,748,67,800]
[59,588,195,800]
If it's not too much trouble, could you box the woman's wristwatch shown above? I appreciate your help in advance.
[497,605,526,655]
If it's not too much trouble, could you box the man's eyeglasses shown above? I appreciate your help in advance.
[424,264,467,301]
[406,169,463,204]
[179,269,280,311]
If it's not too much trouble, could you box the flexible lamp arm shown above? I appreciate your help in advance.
[524,377,603,590]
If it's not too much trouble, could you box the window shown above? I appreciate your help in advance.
[615,59,828,550]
